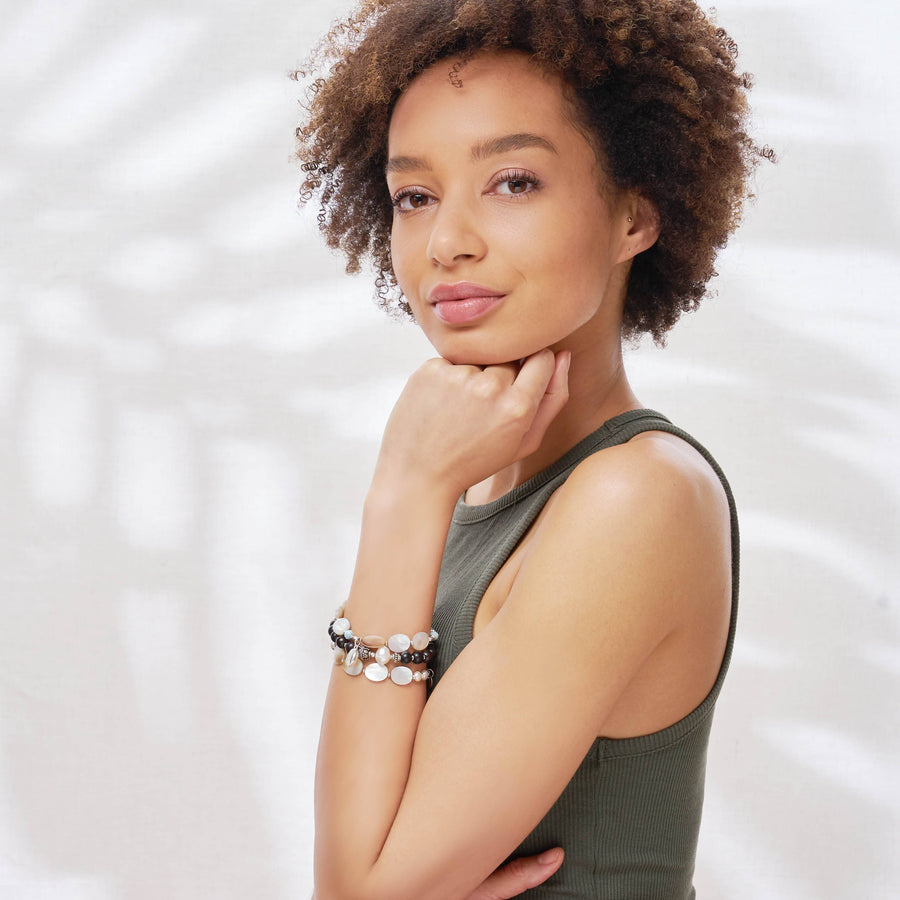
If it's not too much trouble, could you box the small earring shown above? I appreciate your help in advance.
[627,216,633,223]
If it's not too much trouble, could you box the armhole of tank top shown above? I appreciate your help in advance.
[582,418,740,761]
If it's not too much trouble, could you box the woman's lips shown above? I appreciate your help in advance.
[432,294,505,324]
[428,283,506,324]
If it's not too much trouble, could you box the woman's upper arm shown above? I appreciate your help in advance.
[362,442,722,900]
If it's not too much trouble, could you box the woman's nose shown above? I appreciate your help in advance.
[426,198,488,268]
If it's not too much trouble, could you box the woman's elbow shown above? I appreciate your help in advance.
[313,876,370,900]
[315,866,453,900]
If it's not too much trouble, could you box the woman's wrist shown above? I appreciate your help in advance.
[365,466,461,519]
[341,471,457,636]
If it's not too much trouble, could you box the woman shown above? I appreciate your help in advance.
[296,1,770,896]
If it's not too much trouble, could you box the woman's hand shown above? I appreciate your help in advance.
[467,849,564,899]
[373,348,570,500]
[312,850,563,900]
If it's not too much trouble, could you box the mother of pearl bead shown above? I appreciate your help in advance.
[387,633,411,653]
[411,631,431,651]
[364,662,388,682]
[390,666,413,686]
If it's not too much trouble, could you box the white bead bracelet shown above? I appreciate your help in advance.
[328,607,438,685]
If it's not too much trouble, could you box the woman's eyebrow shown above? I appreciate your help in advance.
[386,133,558,175]
[471,132,558,160]
[386,154,429,175]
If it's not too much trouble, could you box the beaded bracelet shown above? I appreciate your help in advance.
[328,608,438,685]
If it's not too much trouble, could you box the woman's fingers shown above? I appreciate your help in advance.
[509,348,558,400]
[373,348,569,497]
[516,350,571,457]
[477,349,570,462]
[482,360,521,383]
[465,848,564,900]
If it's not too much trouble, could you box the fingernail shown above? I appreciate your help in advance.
[538,848,562,865]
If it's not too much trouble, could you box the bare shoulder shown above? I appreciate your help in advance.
[512,425,733,650]
[503,425,733,614]
[545,428,730,556]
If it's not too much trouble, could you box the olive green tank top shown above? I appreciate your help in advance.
[429,409,739,899]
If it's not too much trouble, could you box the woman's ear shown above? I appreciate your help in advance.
[617,194,660,264]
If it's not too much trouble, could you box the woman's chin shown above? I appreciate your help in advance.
[427,336,550,368]
[438,349,529,367]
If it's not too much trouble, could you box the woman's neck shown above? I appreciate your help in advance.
[465,329,640,506]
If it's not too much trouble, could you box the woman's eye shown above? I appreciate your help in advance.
[392,191,433,212]
[492,171,539,197]
[500,179,530,194]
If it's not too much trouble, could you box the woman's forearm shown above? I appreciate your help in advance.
[313,353,567,897]
[313,473,458,898]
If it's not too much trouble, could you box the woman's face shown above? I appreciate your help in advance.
[386,51,635,366]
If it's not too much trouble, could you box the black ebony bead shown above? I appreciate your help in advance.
[412,651,423,664]
[400,651,412,664]
[423,648,435,663]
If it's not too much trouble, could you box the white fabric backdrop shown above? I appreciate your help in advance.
[1,0,898,896]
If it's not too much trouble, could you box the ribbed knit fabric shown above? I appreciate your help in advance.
[429,409,739,899]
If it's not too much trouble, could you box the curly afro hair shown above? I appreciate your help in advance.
[293,0,773,343]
